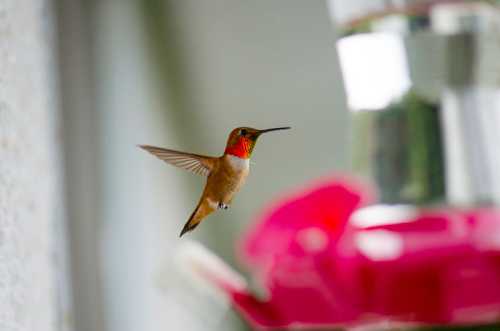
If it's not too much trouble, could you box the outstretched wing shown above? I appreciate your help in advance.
[139,145,215,177]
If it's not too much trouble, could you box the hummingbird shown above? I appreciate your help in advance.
[140,126,291,237]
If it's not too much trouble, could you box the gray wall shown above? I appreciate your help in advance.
[56,1,351,331]
[168,0,350,261]
[94,1,350,331]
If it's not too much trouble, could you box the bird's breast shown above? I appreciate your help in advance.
[206,155,249,201]
[226,154,250,172]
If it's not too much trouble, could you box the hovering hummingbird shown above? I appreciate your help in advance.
[140,126,291,237]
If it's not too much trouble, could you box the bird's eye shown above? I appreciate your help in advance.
[240,129,247,136]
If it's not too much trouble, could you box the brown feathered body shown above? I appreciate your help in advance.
[187,154,249,234]
[139,126,290,236]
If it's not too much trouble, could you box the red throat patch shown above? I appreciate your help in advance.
[225,137,251,158]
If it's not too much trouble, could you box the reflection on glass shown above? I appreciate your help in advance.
[337,33,411,111]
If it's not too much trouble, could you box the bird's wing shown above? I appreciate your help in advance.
[139,145,215,177]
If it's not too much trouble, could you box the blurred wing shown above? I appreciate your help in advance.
[139,145,214,177]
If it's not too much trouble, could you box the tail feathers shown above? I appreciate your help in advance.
[179,199,216,237]
[179,209,200,237]
[179,202,204,237]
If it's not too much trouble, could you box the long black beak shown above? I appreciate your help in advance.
[258,126,291,134]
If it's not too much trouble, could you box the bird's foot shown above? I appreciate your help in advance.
[218,202,228,210]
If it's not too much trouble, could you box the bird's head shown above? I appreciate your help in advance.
[224,126,291,159]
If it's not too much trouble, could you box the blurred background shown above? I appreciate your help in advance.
[12,0,500,330]
[55,1,350,331]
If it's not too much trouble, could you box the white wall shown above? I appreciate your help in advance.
[0,0,61,330]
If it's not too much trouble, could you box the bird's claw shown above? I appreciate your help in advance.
[218,202,228,210]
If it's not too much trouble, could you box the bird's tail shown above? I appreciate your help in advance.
[179,199,215,237]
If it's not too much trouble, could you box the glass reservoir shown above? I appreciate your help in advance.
[329,0,500,208]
